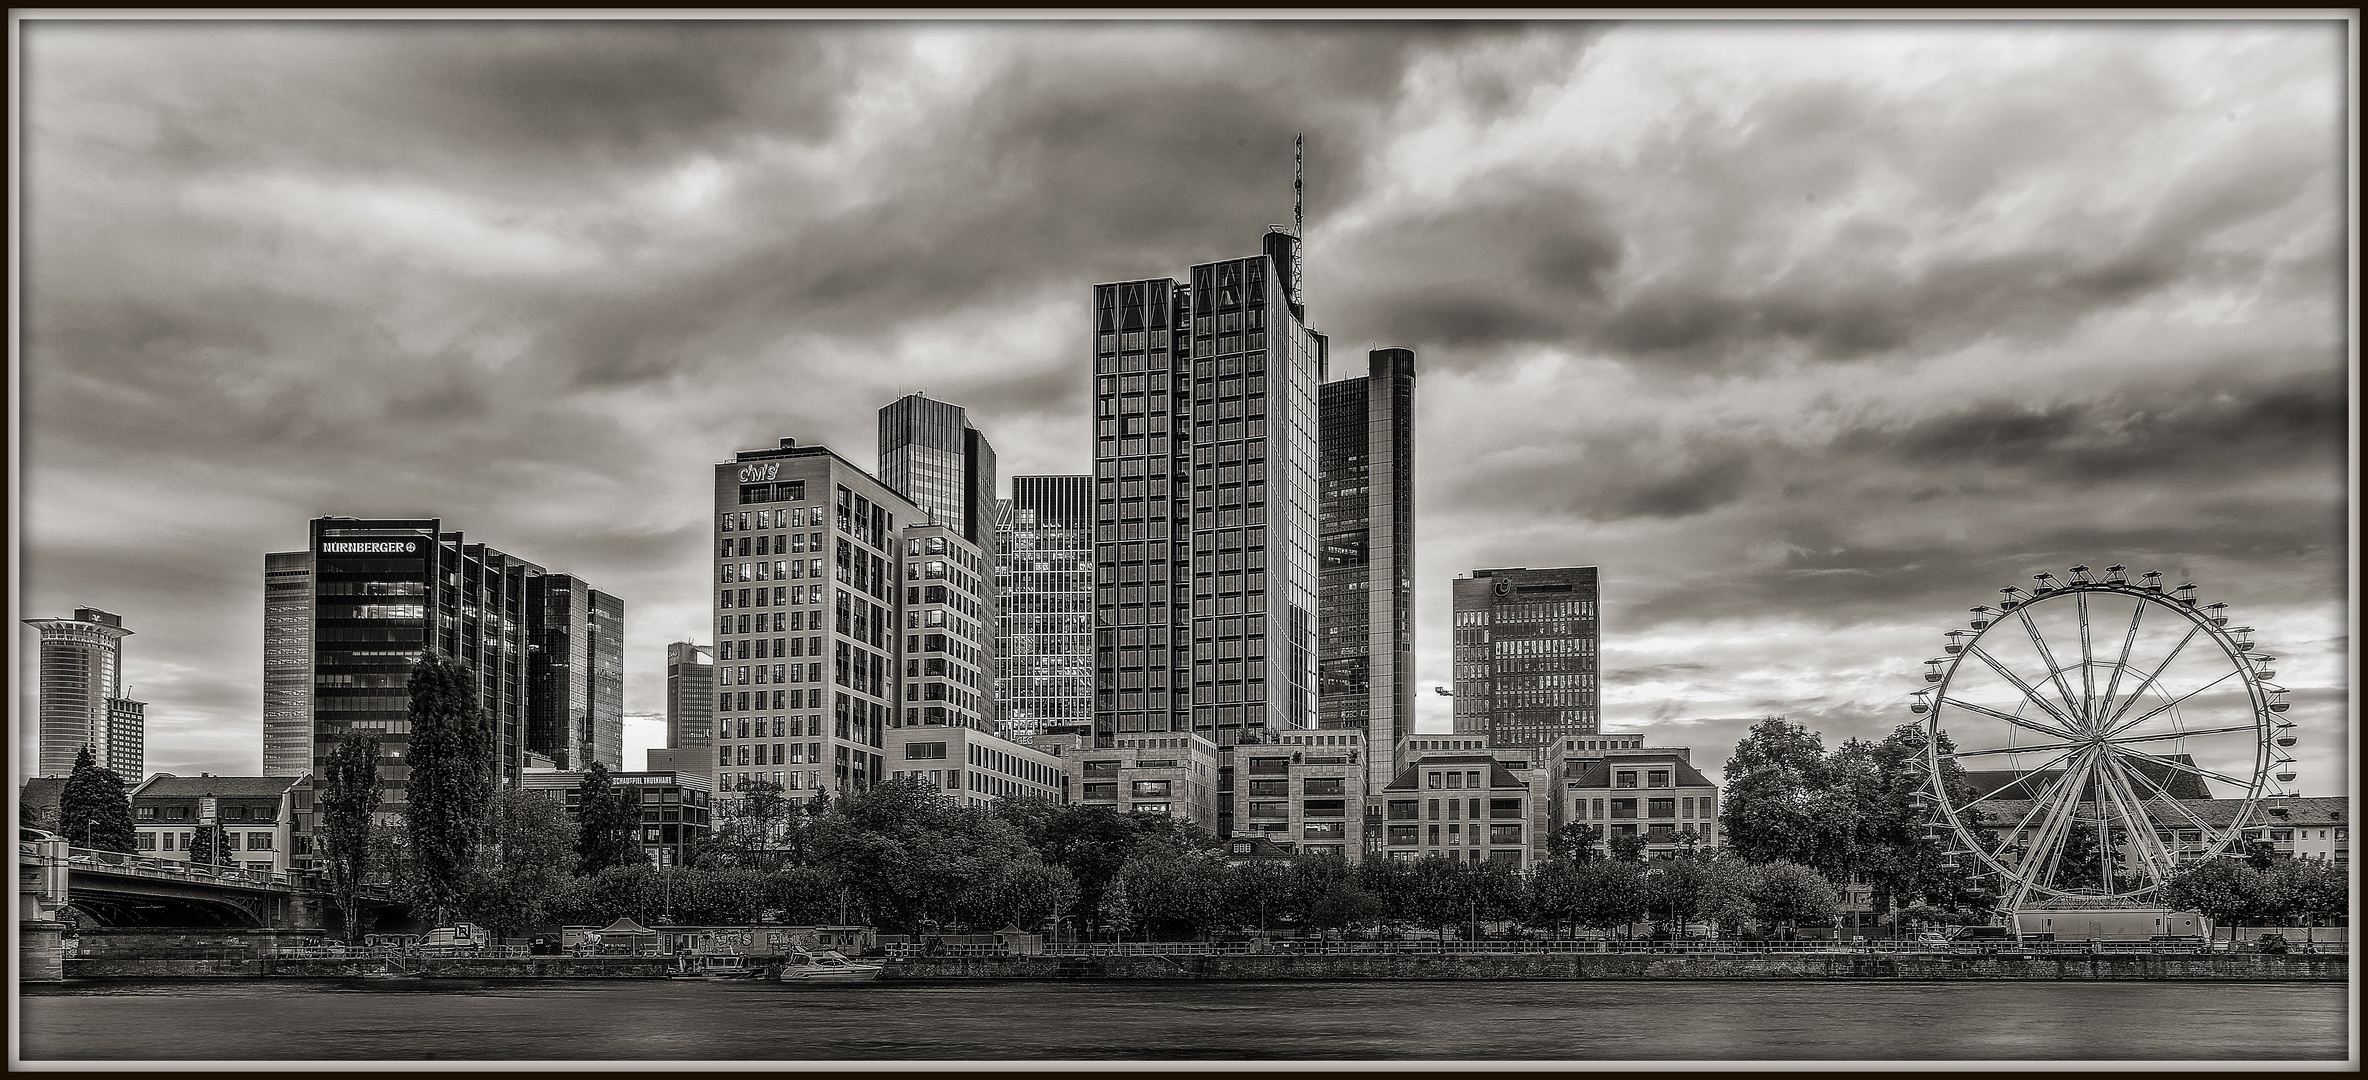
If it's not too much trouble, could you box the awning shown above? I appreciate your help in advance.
[597,918,658,935]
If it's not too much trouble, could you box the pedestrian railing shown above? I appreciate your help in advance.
[885,938,2303,960]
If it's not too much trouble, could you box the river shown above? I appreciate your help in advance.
[16,979,2349,1062]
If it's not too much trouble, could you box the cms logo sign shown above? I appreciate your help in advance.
[738,463,780,483]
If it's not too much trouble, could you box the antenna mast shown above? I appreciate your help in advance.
[1292,132,1305,311]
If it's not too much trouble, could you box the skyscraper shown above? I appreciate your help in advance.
[664,641,716,749]
[24,608,142,778]
[1451,567,1601,748]
[527,574,626,770]
[1092,224,1326,749]
[992,474,1095,742]
[265,518,614,812]
[877,393,999,546]
[1318,348,1417,798]
[262,551,314,776]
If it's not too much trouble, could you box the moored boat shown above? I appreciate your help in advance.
[778,947,884,983]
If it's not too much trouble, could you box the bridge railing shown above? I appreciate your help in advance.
[24,843,395,900]
[890,938,2281,959]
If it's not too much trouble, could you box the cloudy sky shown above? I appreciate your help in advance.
[14,18,2352,795]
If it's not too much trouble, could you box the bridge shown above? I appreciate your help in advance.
[19,838,398,929]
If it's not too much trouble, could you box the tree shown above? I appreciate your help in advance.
[1107,848,1225,940]
[575,763,644,876]
[1547,822,1603,863]
[186,820,220,866]
[1607,830,1649,863]
[1698,858,1762,937]
[403,651,496,924]
[317,730,382,943]
[1645,854,1714,934]
[1556,860,1649,937]
[464,787,580,941]
[704,779,795,872]
[1404,856,1473,941]
[2160,859,2264,943]
[1720,718,1830,867]
[58,745,135,853]
[1226,858,1295,933]
[764,865,846,925]
[1749,861,1841,935]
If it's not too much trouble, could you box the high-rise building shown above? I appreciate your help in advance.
[1451,567,1601,748]
[664,641,716,749]
[709,437,994,805]
[24,608,142,778]
[263,551,315,776]
[877,393,999,547]
[264,518,614,813]
[527,574,626,771]
[1092,226,1326,750]
[992,475,1095,742]
[1317,347,1417,799]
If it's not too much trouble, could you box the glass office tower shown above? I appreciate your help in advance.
[1451,567,1601,748]
[1318,348,1417,797]
[527,573,625,771]
[262,551,315,775]
[665,641,716,749]
[878,393,999,547]
[1092,226,1326,749]
[992,475,1095,742]
[269,518,610,812]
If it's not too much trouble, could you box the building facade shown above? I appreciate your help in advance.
[266,518,610,812]
[1316,347,1417,797]
[664,642,716,749]
[527,574,626,771]
[1218,729,1370,861]
[263,551,315,776]
[992,475,1095,743]
[898,519,995,735]
[877,393,999,547]
[24,608,142,778]
[709,439,922,800]
[884,723,1066,809]
[1451,567,1602,747]
[523,769,713,869]
[1378,749,1547,867]
[130,774,312,875]
[1092,228,1327,751]
[1552,744,1721,860]
[1057,730,1223,832]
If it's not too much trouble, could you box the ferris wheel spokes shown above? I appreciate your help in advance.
[2095,593,2149,721]
[2113,746,2254,791]
[2012,605,2087,722]
[2097,621,2205,732]
[2097,758,2181,887]
[2110,720,2260,744]
[1957,648,2083,735]
[1940,690,2080,745]
[2101,668,2243,741]
[2111,755,2227,836]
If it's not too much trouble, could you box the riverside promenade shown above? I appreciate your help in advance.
[884,950,2346,981]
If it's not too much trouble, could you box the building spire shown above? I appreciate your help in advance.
[1292,132,1305,311]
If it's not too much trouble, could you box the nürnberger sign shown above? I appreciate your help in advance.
[738,463,781,483]
[322,541,418,554]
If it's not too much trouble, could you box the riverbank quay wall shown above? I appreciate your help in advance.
[62,956,678,980]
[887,952,2347,982]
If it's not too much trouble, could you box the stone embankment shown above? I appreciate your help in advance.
[64,956,678,980]
[886,952,2346,982]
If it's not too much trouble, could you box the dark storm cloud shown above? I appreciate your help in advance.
[14,21,2347,791]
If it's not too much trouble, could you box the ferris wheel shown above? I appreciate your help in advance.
[1908,564,2291,911]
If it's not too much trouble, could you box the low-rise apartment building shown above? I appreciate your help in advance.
[1553,746,1721,859]
[1059,731,1221,831]
[129,774,312,875]
[1378,752,1542,866]
[884,723,1066,808]
[1218,729,1370,861]
[523,769,714,869]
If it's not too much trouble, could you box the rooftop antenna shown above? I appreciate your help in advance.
[1292,132,1305,311]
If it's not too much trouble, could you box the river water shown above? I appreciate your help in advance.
[17,979,2350,1062]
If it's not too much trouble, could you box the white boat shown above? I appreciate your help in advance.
[778,948,884,983]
